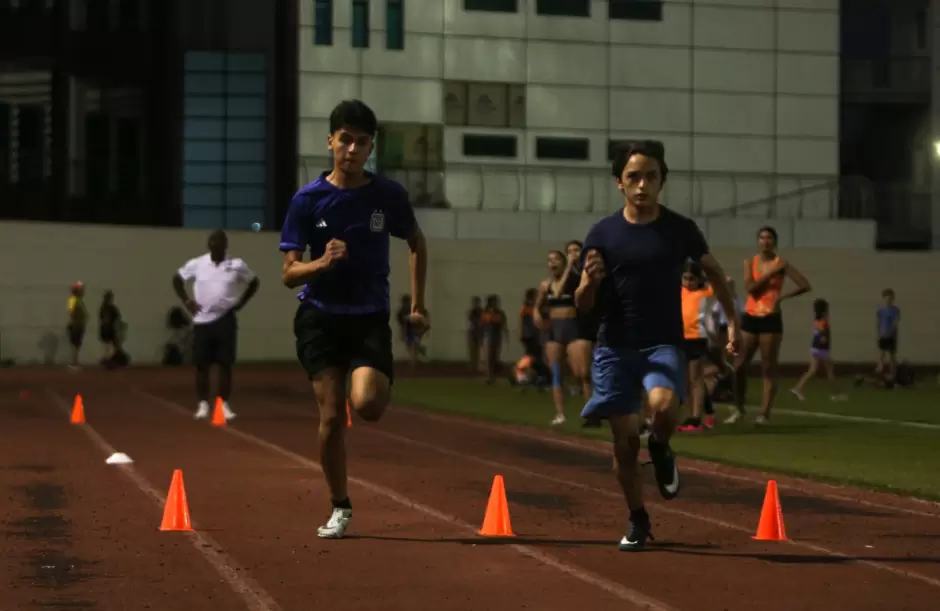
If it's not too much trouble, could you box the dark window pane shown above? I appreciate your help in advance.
[314,0,333,45]
[462,134,517,158]
[536,137,589,161]
[18,104,46,186]
[0,103,9,185]
[464,0,518,13]
[387,0,404,50]
[85,112,110,196]
[609,0,662,22]
[352,0,369,48]
[536,0,589,17]
[116,118,140,196]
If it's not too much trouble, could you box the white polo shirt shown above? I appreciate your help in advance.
[177,253,256,325]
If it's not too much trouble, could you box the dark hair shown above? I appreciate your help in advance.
[758,226,778,243]
[813,298,829,319]
[548,249,565,260]
[882,288,895,298]
[329,99,377,136]
[683,259,702,279]
[566,240,583,250]
[524,288,538,302]
[611,140,668,182]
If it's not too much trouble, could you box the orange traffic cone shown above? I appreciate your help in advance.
[346,402,352,428]
[753,480,788,541]
[478,475,515,537]
[159,469,194,532]
[70,394,85,424]
[210,397,226,427]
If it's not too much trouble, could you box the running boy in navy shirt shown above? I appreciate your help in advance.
[575,140,740,551]
[279,100,429,539]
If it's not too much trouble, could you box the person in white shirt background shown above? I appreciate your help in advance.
[173,230,260,420]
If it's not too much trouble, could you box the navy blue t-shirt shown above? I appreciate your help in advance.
[582,206,709,349]
[279,172,417,314]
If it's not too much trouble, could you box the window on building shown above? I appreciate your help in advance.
[916,9,927,49]
[537,0,589,18]
[116,0,142,32]
[608,0,662,22]
[464,0,518,13]
[314,0,333,46]
[352,0,370,48]
[444,81,526,128]
[463,134,517,158]
[182,51,267,229]
[17,104,46,187]
[387,0,404,50]
[536,137,589,161]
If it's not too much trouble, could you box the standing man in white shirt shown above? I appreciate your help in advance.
[173,230,260,420]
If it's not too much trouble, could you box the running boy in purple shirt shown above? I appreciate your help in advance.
[575,140,740,551]
[279,100,429,539]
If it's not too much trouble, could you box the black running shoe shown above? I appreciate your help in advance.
[647,437,680,500]
[618,516,654,551]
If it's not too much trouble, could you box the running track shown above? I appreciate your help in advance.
[3,366,940,610]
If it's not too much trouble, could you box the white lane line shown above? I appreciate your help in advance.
[245,397,940,591]
[773,407,940,430]
[391,405,940,520]
[135,389,681,611]
[46,390,283,611]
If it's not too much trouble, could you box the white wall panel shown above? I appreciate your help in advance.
[403,0,445,34]
[694,93,774,136]
[777,54,839,95]
[609,46,690,90]
[443,37,526,82]
[362,34,443,79]
[443,0,525,38]
[609,90,690,132]
[693,136,774,174]
[298,28,360,73]
[776,96,838,138]
[608,3,691,46]
[526,7,606,42]
[299,73,360,118]
[528,86,607,130]
[776,139,838,176]
[693,6,774,50]
[694,50,774,93]
[776,10,839,53]
[527,42,606,87]
[360,77,442,123]
[297,118,330,156]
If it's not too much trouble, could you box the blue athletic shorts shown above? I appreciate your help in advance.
[580,344,685,420]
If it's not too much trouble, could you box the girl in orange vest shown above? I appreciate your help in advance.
[729,226,811,424]
[677,261,716,431]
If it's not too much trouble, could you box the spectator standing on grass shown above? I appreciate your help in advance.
[173,230,260,422]
[790,298,846,402]
[98,290,122,365]
[875,288,900,383]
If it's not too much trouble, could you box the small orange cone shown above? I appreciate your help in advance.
[70,394,85,424]
[160,469,194,532]
[753,480,788,541]
[346,402,352,428]
[210,397,226,427]
[478,475,515,537]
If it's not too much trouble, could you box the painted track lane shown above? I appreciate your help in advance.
[0,390,248,611]
[72,386,647,611]
[163,388,940,611]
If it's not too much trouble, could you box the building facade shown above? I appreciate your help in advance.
[298,0,840,219]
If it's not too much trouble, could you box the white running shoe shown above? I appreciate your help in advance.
[222,401,237,421]
[551,414,566,426]
[194,401,210,420]
[317,507,352,539]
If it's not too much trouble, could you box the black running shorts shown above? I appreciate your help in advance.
[293,303,394,383]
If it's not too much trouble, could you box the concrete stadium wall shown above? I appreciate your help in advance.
[0,219,933,367]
